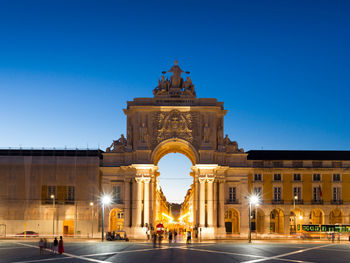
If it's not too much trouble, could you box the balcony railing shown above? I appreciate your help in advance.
[311,199,323,204]
[272,200,284,204]
[331,200,343,205]
[226,199,239,204]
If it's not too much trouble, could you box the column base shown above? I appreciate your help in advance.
[215,227,226,238]
[127,226,148,239]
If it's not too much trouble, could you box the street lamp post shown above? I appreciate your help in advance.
[90,202,94,238]
[248,194,260,243]
[293,195,298,233]
[50,194,55,237]
[101,195,111,242]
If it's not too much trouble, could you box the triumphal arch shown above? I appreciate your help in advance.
[101,61,248,238]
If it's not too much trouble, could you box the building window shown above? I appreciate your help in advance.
[333,174,341,182]
[254,174,262,181]
[273,174,281,181]
[333,187,341,201]
[273,187,281,201]
[292,161,303,168]
[312,161,322,168]
[332,161,342,168]
[273,161,283,168]
[293,187,302,201]
[229,187,236,202]
[254,187,262,196]
[113,186,121,203]
[313,174,321,182]
[67,186,75,201]
[117,212,124,219]
[313,186,322,201]
[293,174,301,181]
[48,186,56,199]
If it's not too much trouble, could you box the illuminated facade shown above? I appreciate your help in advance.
[0,62,350,238]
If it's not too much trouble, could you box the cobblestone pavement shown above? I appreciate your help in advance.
[1,239,350,263]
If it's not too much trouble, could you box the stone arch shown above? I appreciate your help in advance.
[109,208,124,232]
[329,209,343,224]
[252,208,264,233]
[289,208,304,233]
[151,138,199,165]
[270,208,284,234]
[225,208,240,234]
[310,208,324,225]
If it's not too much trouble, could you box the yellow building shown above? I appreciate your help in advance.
[1,62,350,239]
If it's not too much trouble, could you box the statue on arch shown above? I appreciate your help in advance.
[162,60,190,88]
[106,134,127,152]
[203,123,210,143]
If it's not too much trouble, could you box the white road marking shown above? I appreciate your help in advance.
[16,242,111,263]
[82,246,171,257]
[241,244,332,263]
[177,246,313,263]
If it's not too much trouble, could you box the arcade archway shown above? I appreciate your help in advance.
[225,208,240,234]
[270,209,284,234]
[109,208,124,232]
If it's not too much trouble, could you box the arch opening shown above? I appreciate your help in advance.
[152,138,198,166]
[155,151,194,235]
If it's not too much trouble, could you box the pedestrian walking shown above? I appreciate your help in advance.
[186,231,191,244]
[152,233,157,248]
[174,231,177,243]
[52,237,58,254]
[158,234,162,247]
[39,239,44,255]
[168,231,173,244]
[331,232,335,243]
[58,236,64,254]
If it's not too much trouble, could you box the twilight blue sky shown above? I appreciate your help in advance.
[1,0,350,203]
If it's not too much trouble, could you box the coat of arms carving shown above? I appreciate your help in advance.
[152,110,198,148]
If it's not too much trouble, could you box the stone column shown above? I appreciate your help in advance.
[131,180,137,227]
[135,177,143,227]
[213,181,218,227]
[264,212,270,234]
[207,178,214,227]
[143,177,151,227]
[124,179,131,228]
[284,215,290,235]
[218,180,225,228]
[194,179,199,227]
[199,177,206,227]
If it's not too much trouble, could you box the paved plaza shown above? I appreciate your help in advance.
[1,239,350,263]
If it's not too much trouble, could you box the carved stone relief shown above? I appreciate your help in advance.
[151,110,199,149]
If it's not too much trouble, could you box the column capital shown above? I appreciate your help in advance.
[131,164,158,177]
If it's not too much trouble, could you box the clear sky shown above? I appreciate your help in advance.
[1,0,350,203]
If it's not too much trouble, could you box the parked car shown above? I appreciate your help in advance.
[15,231,39,237]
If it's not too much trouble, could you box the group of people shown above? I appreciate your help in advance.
[39,236,64,255]
[148,229,192,246]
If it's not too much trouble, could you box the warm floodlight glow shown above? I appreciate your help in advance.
[178,212,190,221]
[162,213,173,221]
[249,194,260,205]
[294,195,298,200]
[50,194,55,199]
[90,202,94,206]
[299,215,303,220]
[101,195,112,205]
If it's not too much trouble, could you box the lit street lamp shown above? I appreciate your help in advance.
[248,194,260,243]
[50,194,55,237]
[90,202,94,238]
[100,195,111,242]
